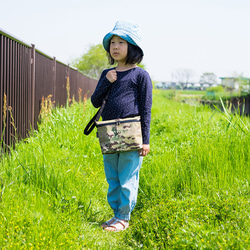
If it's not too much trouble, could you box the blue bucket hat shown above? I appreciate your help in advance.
[103,21,143,54]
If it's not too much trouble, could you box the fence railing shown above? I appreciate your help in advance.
[0,29,97,148]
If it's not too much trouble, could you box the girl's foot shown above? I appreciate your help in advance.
[101,217,116,229]
[104,218,129,232]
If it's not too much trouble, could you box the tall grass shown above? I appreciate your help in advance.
[126,90,250,249]
[0,89,249,249]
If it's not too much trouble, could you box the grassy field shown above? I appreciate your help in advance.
[0,90,250,249]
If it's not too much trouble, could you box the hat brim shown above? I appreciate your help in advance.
[103,30,141,52]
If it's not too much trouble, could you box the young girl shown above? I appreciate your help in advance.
[91,21,152,232]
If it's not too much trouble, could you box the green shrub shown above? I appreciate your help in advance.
[206,85,224,92]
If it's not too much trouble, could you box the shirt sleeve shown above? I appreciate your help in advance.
[138,70,153,144]
[91,69,113,108]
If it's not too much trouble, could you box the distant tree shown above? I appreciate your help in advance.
[72,44,146,80]
[72,44,109,80]
[137,63,146,70]
[173,69,194,89]
[199,72,217,85]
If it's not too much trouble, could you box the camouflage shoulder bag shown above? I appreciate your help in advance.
[84,90,143,154]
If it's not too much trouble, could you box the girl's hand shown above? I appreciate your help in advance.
[140,144,150,156]
[106,70,117,83]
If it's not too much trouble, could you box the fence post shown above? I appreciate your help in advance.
[0,34,3,138]
[53,57,56,102]
[66,64,70,101]
[31,44,36,129]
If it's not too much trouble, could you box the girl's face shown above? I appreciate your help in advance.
[110,35,128,63]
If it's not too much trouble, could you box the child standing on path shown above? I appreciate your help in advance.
[91,21,152,232]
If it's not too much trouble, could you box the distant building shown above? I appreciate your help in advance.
[220,77,250,91]
[155,81,214,90]
[155,81,175,89]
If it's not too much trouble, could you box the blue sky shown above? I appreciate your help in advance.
[1,0,250,82]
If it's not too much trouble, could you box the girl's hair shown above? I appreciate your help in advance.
[107,41,144,65]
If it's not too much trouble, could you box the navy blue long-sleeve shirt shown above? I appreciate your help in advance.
[91,67,152,144]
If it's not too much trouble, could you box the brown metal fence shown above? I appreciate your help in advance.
[0,29,97,148]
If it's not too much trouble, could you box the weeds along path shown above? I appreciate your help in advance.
[0,90,249,249]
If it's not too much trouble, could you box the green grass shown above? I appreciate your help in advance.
[160,89,206,102]
[0,90,250,249]
[162,88,247,102]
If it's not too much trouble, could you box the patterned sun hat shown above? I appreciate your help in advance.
[103,21,143,53]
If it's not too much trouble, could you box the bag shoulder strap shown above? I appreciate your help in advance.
[84,88,111,135]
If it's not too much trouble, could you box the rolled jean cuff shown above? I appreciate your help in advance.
[115,212,130,221]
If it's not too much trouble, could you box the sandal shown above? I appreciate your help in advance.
[104,218,129,232]
[101,217,116,229]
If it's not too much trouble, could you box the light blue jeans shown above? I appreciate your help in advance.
[103,151,143,221]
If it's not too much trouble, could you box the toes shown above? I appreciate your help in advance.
[104,226,116,232]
